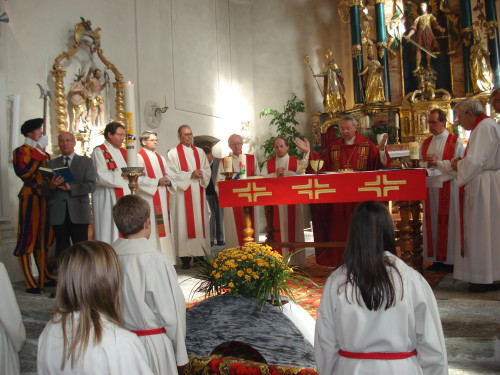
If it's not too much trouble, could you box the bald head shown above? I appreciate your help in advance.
[228,134,243,156]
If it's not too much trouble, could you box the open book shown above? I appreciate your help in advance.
[39,166,75,184]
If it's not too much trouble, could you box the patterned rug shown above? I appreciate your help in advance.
[188,255,447,320]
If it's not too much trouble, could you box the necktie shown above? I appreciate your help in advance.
[64,157,70,167]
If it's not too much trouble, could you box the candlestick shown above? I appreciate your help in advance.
[395,113,400,129]
[124,81,138,167]
[409,141,419,160]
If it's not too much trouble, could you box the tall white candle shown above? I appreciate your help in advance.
[409,141,419,160]
[395,113,400,129]
[224,156,233,172]
[124,81,138,167]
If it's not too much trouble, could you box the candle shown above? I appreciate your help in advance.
[486,103,491,116]
[224,156,233,172]
[164,96,168,108]
[409,141,419,160]
[124,81,138,167]
[395,113,400,129]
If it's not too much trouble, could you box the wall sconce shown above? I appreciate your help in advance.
[144,100,169,128]
[0,12,9,23]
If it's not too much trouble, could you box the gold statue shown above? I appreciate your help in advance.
[470,29,493,93]
[404,2,445,71]
[359,44,385,104]
[315,50,346,114]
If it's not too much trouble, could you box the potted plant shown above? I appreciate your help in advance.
[370,117,392,144]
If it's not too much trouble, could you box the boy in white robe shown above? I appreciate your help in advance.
[112,195,188,375]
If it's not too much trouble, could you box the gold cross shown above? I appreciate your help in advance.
[233,182,272,203]
[292,178,336,200]
[358,174,407,197]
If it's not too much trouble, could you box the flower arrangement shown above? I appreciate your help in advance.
[370,117,391,135]
[194,243,308,308]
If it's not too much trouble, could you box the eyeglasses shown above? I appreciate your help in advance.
[427,121,442,125]
[230,142,243,146]
[182,133,193,137]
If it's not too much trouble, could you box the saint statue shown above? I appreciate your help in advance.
[359,44,385,104]
[315,50,346,114]
[404,2,445,71]
[86,67,108,127]
[68,72,88,132]
[470,29,493,93]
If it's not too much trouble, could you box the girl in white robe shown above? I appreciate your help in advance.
[315,201,447,375]
[0,262,26,375]
[37,241,153,375]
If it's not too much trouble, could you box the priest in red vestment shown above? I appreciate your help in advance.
[295,115,390,266]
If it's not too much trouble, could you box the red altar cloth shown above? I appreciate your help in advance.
[218,169,426,207]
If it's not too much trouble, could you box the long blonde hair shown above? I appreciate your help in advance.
[53,240,123,369]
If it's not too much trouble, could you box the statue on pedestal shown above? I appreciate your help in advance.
[359,44,385,104]
[315,50,346,114]
[470,29,493,94]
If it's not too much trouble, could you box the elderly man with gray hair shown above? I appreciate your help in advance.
[295,115,391,267]
[451,98,500,292]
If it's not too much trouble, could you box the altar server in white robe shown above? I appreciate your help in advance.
[315,201,447,375]
[261,137,308,265]
[419,109,464,271]
[216,134,261,247]
[112,195,188,375]
[37,241,153,375]
[452,99,500,292]
[137,130,176,264]
[167,125,211,269]
[91,122,129,244]
[0,262,26,375]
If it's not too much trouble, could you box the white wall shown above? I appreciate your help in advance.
[0,0,346,278]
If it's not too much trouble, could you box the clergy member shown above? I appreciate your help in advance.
[137,130,176,265]
[13,118,55,293]
[295,115,390,266]
[261,137,307,264]
[452,99,500,292]
[419,109,464,273]
[167,125,211,269]
[216,133,261,247]
[91,122,129,244]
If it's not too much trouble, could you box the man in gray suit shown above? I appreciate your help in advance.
[202,146,224,246]
[43,132,96,260]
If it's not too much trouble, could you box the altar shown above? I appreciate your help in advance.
[218,169,426,273]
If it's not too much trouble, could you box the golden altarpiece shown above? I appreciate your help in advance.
[304,0,500,271]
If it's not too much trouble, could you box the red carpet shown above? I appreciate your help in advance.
[188,255,447,320]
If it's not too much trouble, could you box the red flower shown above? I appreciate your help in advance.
[229,362,262,375]
[209,357,223,375]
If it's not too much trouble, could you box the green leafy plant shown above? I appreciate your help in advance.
[193,243,312,309]
[259,93,306,166]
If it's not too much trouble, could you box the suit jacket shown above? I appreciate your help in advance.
[42,154,96,226]
[211,157,221,188]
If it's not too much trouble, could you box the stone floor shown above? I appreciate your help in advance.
[13,244,500,374]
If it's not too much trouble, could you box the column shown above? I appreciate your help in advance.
[460,0,473,94]
[350,1,364,104]
[485,0,500,88]
[374,0,391,102]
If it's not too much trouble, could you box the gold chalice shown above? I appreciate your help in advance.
[309,159,324,173]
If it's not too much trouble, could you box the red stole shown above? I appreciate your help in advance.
[139,149,168,237]
[99,144,127,201]
[459,114,488,256]
[176,144,205,239]
[266,156,299,250]
[422,133,458,261]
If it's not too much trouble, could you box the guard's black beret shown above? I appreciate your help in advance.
[20,118,43,136]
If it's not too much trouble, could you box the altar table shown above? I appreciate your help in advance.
[218,169,426,272]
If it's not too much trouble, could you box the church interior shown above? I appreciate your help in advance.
[0,0,499,374]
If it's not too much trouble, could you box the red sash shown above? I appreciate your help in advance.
[99,144,127,201]
[422,133,457,261]
[139,149,168,237]
[266,156,299,249]
[131,327,166,336]
[459,114,487,256]
[339,349,417,360]
[176,144,205,239]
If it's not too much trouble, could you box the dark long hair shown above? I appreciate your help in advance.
[340,201,402,310]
